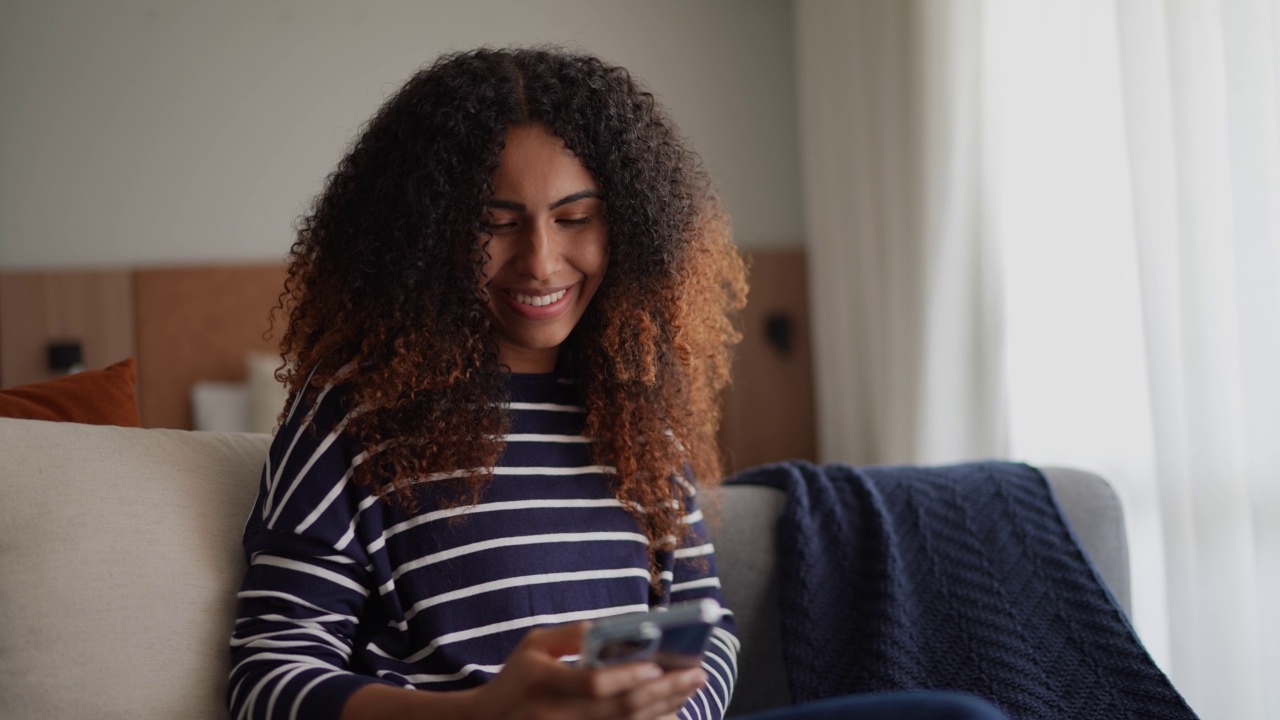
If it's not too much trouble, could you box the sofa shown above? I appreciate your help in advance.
[0,417,1129,719]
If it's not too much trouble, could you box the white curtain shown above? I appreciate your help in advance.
[796,2,1280,719]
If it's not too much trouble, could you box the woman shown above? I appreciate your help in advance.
[229,47,1007,720]
[231,46,743,720]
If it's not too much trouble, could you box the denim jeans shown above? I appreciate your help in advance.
[737,692,1010,720]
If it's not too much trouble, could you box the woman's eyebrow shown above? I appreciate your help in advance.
[485,198,525,211]
[485,190,603,212]
[549,189,603,210]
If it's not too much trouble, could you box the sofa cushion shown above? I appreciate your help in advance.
[0,358,141,427]
[0,418,268,720]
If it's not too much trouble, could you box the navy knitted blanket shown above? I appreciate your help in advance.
[727,461,1197,720]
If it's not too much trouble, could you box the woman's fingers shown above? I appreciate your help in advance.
[520,622,590,658]
[629,668,705,717]
[590,667,706,720]
[538,658,664,699]
[537,663,704,720]
[493,624,707,720]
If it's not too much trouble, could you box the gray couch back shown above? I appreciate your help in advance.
[0,419,1127,719]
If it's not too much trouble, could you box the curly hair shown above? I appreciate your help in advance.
[275,47,747,582]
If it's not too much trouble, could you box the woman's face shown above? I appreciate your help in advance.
[480,124,608,374]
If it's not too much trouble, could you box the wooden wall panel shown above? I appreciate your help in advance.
[0,271,136,387]
[719,249,818,474]
[2,257,817,466]
[133,265,287,429]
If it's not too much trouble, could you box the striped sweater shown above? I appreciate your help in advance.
[228,371,739,720]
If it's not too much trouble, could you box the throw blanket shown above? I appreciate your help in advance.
[728,461,1197,720]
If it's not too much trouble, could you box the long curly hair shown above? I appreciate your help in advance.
[276,47,747,580]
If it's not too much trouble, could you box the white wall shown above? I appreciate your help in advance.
[0,0,802,268]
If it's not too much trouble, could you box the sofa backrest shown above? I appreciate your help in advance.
[0,420,789,719]
[0,419,1129,719]
[708,485,790,716]
[0,419,268,720]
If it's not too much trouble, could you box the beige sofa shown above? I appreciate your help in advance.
[0,418,1129,719]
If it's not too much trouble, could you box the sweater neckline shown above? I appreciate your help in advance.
[506,370,570,403]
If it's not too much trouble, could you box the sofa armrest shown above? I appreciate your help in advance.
[1040,466,1131,616]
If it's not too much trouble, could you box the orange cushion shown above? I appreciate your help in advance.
[0,358,141,427]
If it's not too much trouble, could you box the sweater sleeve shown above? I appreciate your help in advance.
[670,492,740,720]
[227,384,393,720]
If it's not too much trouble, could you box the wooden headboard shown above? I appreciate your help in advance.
[132,265,288,429]
[0,253,814,469]
[0,264,285,429]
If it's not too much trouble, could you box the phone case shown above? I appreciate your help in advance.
[580,598,721,669]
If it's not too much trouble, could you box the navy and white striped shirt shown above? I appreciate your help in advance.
[229,371,739,720]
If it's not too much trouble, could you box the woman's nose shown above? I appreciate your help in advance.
[517,221,559,279]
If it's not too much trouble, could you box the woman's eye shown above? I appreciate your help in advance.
[488,221,518,232]
[557,217,592,226]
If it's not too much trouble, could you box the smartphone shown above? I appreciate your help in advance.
[580,598,721,670]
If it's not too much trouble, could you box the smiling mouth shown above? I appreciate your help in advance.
[509,288,568,307]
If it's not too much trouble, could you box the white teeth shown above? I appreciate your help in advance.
[512,289,567,307]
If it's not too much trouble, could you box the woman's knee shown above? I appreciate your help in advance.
[748,691,1010,720]
[902,692,1009,720]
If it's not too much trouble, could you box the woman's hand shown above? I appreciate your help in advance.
[468,622,706,720]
